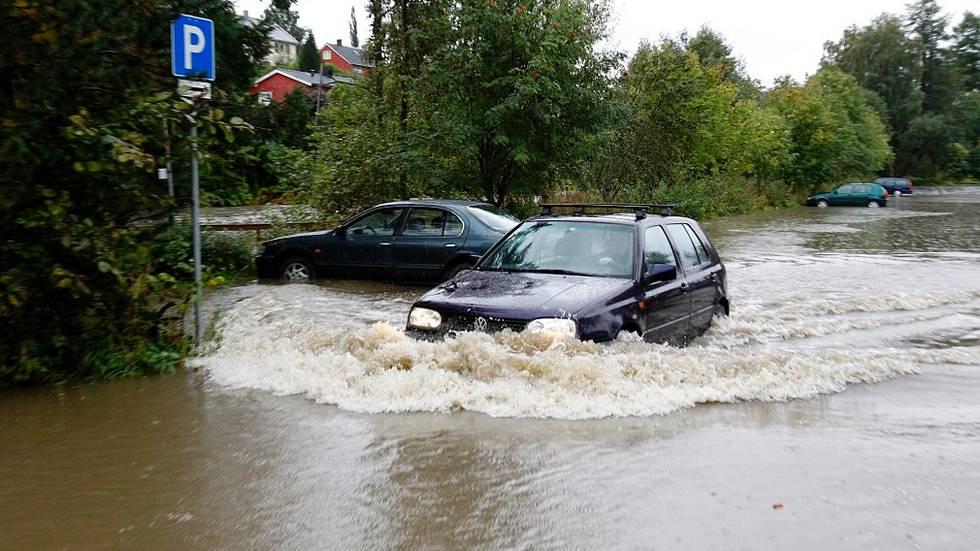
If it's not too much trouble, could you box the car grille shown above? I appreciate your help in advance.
[442,314,527,334]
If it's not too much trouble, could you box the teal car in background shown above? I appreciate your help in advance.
[806,183,889,208]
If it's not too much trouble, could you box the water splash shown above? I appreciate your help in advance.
[193,277,980,419]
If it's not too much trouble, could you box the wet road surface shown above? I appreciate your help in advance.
[2,188,979,549]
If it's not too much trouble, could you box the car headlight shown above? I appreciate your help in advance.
[526,318,576,338]
[408,307,442,330]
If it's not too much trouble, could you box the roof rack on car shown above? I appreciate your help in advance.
[538,203,675,220]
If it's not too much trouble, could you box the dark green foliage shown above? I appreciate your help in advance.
[823,14,922,135]
[350,5,360,47]
[824,4,979,180]
[897,113,956,177]
[954,12,980,91]
[0,0,283,385]
[684,27,759,98]
[154,223,255,281]
[906,0,955,114]
[298,32,319,71]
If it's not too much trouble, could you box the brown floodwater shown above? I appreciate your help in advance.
[2,188,979,549]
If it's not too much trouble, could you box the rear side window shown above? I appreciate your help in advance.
[402,208,464,237]
[403,208,446,236]
[443,213,464,237]
[665,224,703,270]
[838,184,853,193]
[644,226,676,268]
[683,224,709,264]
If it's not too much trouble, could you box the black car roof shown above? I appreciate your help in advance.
[376,199,489,209]
[528,212,699,226]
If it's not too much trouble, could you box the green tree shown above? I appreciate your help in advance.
[684,26,758,98]
[298,32,319,71]
[620,41,737,184]
[896,113,956,177]
[423,0,618,205]
[906,0,956,113]
[350,5,360,47]
[0,0,288,384]
[823,14,922,137]
[951,91,980,177]
[768,68,892,188]
[953,12,980,91]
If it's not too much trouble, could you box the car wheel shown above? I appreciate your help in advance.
[816,199,829,208]
[279,256,315,283]
[442,261,473,281]
[867,200,881,208]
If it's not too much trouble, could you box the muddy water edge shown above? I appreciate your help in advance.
[3,188,980,549]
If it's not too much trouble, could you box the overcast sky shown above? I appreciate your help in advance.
[235,0,976,86]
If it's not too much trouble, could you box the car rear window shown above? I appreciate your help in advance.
[468,205,519,232]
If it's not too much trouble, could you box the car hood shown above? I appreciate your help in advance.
[263,230,332,246]
[416,270,635,319]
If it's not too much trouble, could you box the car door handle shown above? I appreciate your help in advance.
[679,282,689,293]
[709,273,718,281]
[444,243,457,248]
[379,242,392,247]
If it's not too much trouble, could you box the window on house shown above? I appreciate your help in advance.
[322,50,332,60]
[257,92,272,106]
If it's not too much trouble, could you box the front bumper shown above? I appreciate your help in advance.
[405,313,529,340]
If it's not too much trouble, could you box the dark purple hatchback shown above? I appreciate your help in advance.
[406,204,729,345]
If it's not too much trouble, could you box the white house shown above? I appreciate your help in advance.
[239,11,300,65]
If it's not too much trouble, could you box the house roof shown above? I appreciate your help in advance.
[239,14,300,45]
[325,43,374,68]
[255,68,357,87]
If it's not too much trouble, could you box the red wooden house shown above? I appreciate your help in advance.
[319,39,374,75]
[249,69,355,104]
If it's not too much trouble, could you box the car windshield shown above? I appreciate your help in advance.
[479,220,635,278]
[468,205,519,232]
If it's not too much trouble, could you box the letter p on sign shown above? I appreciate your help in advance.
[171,14,215,81]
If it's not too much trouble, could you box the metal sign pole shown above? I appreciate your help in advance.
[171,12,214,344]
[164,119,174,197]
[190,120,203,342]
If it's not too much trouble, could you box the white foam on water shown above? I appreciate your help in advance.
[192,278,980,419]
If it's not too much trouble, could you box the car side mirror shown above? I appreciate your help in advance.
[644,264,676,285]
[334,226,346,237]
[832,190,838,194]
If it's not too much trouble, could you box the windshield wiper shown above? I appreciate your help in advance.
[517,268,595,277]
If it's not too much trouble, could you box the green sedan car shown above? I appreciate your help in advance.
[806,183,889,208]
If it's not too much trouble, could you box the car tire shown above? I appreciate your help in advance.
[816,199,829,208]
[279,256,315,283]
[442,261,473,281]
[867,200,881,208]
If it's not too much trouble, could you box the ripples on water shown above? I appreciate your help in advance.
[193,193,980,419]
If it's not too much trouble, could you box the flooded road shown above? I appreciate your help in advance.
[3,188,980,549]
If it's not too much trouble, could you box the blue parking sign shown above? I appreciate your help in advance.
[171,14,215,81]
